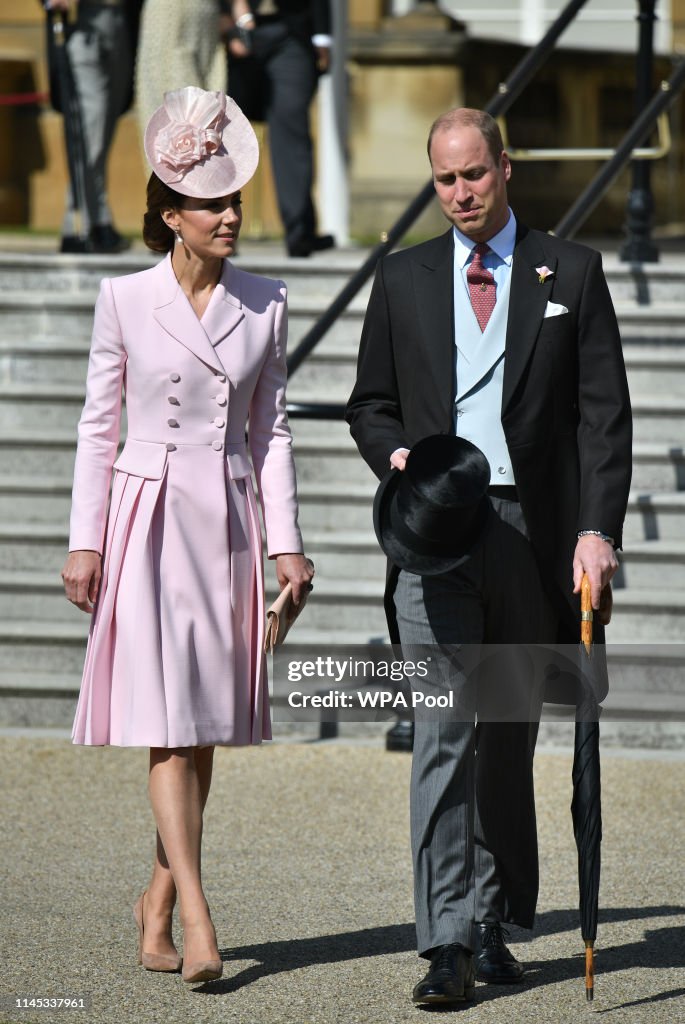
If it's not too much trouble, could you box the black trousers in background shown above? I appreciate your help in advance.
[228,21,319,251]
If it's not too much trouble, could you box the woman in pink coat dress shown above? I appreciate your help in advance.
[61,86,313,984]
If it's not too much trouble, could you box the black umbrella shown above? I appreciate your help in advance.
[47,10,89,244]
[571,573,602,1001]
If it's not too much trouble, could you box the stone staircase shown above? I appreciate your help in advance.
[0,248,684,729]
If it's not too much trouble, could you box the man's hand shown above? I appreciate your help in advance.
[572,535,617,611]
[315,45,331,73]
[390,448,410,472]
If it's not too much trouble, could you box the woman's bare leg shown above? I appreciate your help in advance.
[142,747,216,957]
[147,747,220,965]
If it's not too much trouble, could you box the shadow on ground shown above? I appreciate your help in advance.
[186,904,685,1014]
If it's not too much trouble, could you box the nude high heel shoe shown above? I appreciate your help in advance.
[181,918,223,983]
[182,959,223,984]
[133,891,182,973]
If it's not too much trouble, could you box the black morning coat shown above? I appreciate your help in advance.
[346,224,633,702]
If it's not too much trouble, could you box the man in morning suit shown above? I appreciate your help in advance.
[345,109,632,1006]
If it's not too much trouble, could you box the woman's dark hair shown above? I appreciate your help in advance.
[143,174,187,253]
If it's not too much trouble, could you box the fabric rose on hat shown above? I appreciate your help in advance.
[155,87,226,180]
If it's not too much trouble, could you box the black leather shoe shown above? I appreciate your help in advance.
[90,224,130,253]
[60,234,93,254]
[385,719,414,752]
[288,233,335,258]
[412,943,476,1005]
[475,923,524,983]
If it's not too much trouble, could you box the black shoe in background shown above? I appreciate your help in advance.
[385,719,414,752]
[288,233,335,258]
[90,224,131,254]
[412,943,476,1005]
[476,922,524,983]
[59,234,93,254]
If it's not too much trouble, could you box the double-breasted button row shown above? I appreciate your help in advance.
[168,375,182,426]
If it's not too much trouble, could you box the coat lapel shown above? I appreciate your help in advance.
[201,260,245,348]
[502,226,556,414]
[410,230,455,429]
[152,254,228,376]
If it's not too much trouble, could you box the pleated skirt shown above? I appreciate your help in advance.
[71,445,270,746]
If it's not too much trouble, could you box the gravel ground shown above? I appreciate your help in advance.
[1,734,684,1024]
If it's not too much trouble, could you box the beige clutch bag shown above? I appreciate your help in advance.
[263,582,309,653]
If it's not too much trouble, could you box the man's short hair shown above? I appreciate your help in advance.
[427,108,504,165]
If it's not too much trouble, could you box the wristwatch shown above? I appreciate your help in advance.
[577,529,615,547]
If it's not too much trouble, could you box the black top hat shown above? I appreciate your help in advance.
[373,435,492,576]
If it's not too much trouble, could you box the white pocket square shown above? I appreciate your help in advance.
[543,301,569,318]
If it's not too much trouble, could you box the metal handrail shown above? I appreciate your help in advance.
[286,0,591,378]
[554,62,685,239]
[497,111,671,162]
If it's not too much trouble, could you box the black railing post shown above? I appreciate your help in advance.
[620,0,659,262]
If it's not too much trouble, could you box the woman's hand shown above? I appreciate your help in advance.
[61,550,102,614]
[274,554,315,608]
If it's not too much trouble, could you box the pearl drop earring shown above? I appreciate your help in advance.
[174,229,184,245]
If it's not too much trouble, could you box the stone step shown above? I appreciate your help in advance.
[292,530,385,581]
[624,347,685,398]
[0,619,89,673]
[295,484,685,539]
[291,434,374,485]
[0,571,84,623]
[294,439,685,492]
[623,491,685,542]
[631,443,685,492]
[0,251,373,300]
[0,569,391,632]
[0,384,682,442]
[1,469,684,542]
[616,303,685,343]
[0,292,367,347]
[0,341,91,387]
[0,474,72,524]
[0,523,69,572]
[0,384,86,432]
[1,640,684,730]
[631,396,685,443]
[602,258,685,302]
[4,250,685,301]
[1,341,684,417]
[608,589,685,642]
[0,338,359,394]
[616,541,685,590]
[0,671,83,730]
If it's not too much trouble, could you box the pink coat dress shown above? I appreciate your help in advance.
[69,253,303,747]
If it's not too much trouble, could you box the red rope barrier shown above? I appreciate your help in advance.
[0,92,49,107]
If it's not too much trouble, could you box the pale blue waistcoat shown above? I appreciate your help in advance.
[452,267,515,484]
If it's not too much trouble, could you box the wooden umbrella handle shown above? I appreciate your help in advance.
[585,941,595,1001]
[581,573,593,654]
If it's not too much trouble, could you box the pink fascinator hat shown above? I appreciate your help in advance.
[144,86,259,198]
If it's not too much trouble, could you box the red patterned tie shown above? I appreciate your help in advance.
[467,243,496,332]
